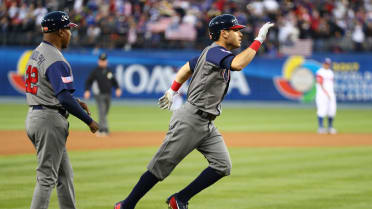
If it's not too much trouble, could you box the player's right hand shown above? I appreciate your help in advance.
[84,91,90,99]
[255,22,275,43]
[115,88,122,97]
[89,120,99,133]
[158,89,176,110]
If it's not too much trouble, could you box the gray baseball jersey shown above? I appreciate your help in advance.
[187,43,233,116]
[26,42,73,107]
[25,41,77,209]
[148,43,235,180]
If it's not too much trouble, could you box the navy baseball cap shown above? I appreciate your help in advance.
[324,58,332,64]
[41,11,78,33]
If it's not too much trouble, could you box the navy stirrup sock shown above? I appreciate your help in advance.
[328,117,334,128]
[122,170,159,209]
[318,116,324,128]
[177,167,224,203]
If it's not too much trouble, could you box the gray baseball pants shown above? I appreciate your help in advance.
[26,107,76,209]
[148,102,232,180]
[94,94,111,132]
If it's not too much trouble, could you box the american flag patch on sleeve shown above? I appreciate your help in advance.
[61,76,73,83]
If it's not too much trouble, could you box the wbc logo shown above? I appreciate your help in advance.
[8,50,32,94]
[274,56,321,102]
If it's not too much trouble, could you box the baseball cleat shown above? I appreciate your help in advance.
[166,194,188,209]
[328,127,337,134]
[96,131,108,137]
[114,201,123,209]
[317,127,327,134]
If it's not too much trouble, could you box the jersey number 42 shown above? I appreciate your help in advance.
[25,65,38,95]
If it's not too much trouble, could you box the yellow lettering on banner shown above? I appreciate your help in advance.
[333,62,360,72]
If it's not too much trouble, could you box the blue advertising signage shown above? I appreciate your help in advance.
[1,47,372,103]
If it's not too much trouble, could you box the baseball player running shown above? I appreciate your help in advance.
[316,58,337,134]
[114,14,274,209]
[25,11,99,209]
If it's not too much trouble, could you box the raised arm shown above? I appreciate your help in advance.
[231,22,274,71]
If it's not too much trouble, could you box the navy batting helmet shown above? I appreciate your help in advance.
[41,11,78,33]
[209,14,246,41]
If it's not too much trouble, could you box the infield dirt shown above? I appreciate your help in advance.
[2,131,372,155]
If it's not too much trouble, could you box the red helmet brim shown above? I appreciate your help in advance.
[68,22,78,28]
[229,25,246,30]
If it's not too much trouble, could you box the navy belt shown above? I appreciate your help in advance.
[196,109,216,121]
[31,105,43,110]
[31,105,68,119]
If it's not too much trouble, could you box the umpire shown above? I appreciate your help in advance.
[84,53,122,136]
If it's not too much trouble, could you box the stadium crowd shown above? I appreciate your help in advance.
[1,0,372,55]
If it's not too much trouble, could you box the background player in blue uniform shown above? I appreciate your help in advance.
[114,14,274,209]
[25,11,99,209]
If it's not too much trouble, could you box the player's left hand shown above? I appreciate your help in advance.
[76,98,91,115]
[255,22,275,43]
[89,120,99,133]
[158,89,176,110]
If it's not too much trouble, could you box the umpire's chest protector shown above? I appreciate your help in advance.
[187,44,231,116]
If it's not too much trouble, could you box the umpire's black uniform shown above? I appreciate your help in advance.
[84,53,119,134]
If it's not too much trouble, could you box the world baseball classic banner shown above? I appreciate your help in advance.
[1,47,372,103]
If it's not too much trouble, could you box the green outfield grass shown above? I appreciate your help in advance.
[1,147,372,209]
[0,103,371,133]
[1,103,372,208]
